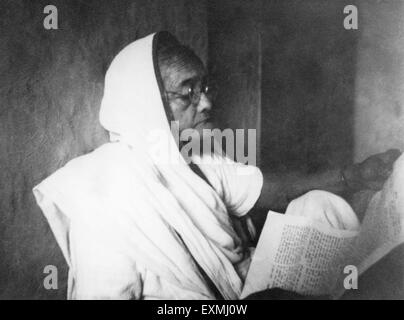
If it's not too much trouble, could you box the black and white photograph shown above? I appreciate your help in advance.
[1,0,404,304]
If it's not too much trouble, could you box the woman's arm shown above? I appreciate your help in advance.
[252,149,401,213]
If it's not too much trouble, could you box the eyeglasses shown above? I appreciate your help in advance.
[166,81,213,106]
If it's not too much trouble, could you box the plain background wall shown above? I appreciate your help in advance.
[210,0,404,171]
[260,0,358,173]
[0,0,207,299]
[209,0,359,173]
[208,0,262,165]
[347,1,404,298]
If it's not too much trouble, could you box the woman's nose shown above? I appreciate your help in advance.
[196,93,212,113]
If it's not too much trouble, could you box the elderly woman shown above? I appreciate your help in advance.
[33,31,400,300]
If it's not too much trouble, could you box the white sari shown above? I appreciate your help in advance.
[33,33,263,300]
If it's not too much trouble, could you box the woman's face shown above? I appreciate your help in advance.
[160,60,213,135]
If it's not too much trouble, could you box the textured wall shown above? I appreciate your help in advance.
[260,0,359,173]
[0,0,207,299]
[259,0,404,170]
[347,0,404,299]
[353,0,404,161]
[208,0,262,165]
[209,0,360,173]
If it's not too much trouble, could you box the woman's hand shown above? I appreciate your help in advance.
[343,149,402,191]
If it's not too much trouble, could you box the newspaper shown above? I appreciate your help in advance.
[241,156,404,299]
